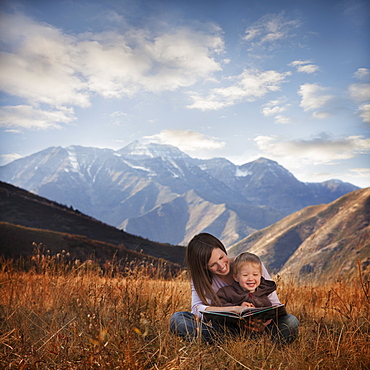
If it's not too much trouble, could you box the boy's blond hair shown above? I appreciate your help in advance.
[233,252,262,275]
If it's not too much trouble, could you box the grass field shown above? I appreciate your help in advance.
[0,249,369,369]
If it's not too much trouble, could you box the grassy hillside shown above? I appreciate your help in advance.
[228,187,370,283]
[0,222,180,271]
[0,222,162,260]
[0,181,186,265]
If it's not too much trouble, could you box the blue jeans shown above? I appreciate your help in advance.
[170,311,299,344]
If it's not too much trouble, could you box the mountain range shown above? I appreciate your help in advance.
[1,180,368,283]
[0,141,359,246]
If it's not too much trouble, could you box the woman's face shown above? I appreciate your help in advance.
[207,248,230,276]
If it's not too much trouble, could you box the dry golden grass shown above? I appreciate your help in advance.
[0,250,369,369]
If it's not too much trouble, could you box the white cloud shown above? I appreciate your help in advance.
[188,69,291,111]
[274,115,291,124]
[297,64,319,74]
[349,69,370,123]
[0,12,224,128]
[261,97,290,118]
[0,14,90,108]
[312,111,332,119]
[261,98,291,124]
[243,28,260,41]
[289,60,311,66]
[262,105,286,117]
[78,27,223,97]
[254,134,370,165]
[144,129,225,153]
[354,68,370,80]
[298,83,334,112]
[141,28,223,91]
[0,153,23,165]
[348,83,370,102]
[0,105,75,129]
[289,60,319,74]
[290,168,370,188]
[350,167,370,178]
[243,12,301,47]
[359,103,370,123]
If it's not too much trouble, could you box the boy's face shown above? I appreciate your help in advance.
[234,262,262,292]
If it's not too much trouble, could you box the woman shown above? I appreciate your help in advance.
[170,233,299,343]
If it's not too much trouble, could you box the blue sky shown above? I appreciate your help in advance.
[0,0,369,187]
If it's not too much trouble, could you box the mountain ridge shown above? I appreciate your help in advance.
[0,142,359,246]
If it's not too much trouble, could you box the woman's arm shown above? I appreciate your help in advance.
[261,263,281,305]
[203,305,248,314]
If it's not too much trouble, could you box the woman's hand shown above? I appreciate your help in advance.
[220,303,254,314]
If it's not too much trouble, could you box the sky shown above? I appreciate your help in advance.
[0,0,369,188]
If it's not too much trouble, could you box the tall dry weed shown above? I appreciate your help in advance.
[0,249,369,369]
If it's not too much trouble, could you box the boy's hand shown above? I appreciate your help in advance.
[241,302,255,308]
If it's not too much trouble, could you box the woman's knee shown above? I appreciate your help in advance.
[283,314,299,333]
[169,311,195,334]
[268,314,299,344]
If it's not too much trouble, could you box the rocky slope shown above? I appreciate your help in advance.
[228,187,370,283]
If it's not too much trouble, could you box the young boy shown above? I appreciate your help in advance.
[214,252,276,308]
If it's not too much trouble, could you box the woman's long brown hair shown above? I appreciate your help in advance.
[186,233,227,306]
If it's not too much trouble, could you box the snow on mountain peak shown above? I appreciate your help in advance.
[236,168,252,177]
[118,141,190,160]
[66,146,79,172]
[119,141,154,158]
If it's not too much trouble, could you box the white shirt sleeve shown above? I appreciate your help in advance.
[262,263,281,306]
[190,276,227,317]
[190,281,210,317]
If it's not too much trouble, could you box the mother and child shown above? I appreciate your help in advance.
[170,233,299,344]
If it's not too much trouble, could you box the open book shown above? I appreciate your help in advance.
[201,304,287,326]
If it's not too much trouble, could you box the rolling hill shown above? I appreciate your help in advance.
[228,187,370,282]
[0,221,169,268]
[0,181,186,266]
